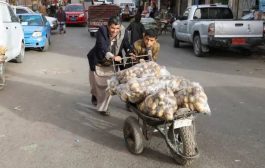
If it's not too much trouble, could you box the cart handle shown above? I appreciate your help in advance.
[112,54,153,73]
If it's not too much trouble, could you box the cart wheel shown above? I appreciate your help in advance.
[0,63,5,90]
[123,116,144,155]
[168,123,197,166]
[90,32,95,37]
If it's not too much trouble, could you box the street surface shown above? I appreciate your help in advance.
[0,25,264,168]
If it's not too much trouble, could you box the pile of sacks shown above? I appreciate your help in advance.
[0,46,7,63]
[107,60,211,121]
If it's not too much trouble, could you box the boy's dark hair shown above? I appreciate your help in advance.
[144,29,157,38]
[108,16,121,26]
[134,14,142,22]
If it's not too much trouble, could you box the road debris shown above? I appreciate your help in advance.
[13,106,22,111]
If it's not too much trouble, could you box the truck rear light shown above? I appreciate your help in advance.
[208,23,215,36]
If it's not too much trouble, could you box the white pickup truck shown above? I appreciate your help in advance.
[0,1,25,89]
[172,4,265,57]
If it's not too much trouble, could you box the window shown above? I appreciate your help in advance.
[194,7,233,19]
[16,8,28,14]
[183,8,190,17]
[19,15,43,26]
[65,5,84,12]
[181,8,190,20]
[194,9,201,19]
[8,6,19,22]
[42,15,48,25]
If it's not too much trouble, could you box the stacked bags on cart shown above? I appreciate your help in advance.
[107,60,211,121]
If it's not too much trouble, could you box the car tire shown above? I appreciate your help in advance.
[90,32,95,37]
[171,29,175,39]
[41,39,49,52]
[174,34,180,48]
[0,63,6,90]
[193,35,205,57]
[15,42,25,63]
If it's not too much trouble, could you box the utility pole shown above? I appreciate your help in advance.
[236,0,239,19]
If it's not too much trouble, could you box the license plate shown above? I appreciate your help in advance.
[232,38,246,45]
[71,17,76,21]
[174,119,192,129]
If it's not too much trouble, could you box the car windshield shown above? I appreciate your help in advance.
[19,15,43,26]
[93,0,112,3]
[65,5,84,12]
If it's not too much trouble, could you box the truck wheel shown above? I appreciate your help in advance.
[40,39,49,52]
[174,34,180,48]
[0,63,6,90]
[193,35,205,57]
[123,116,144,155]
[168,124,197,166]
[15,42,25,63]
[90,32,95,37]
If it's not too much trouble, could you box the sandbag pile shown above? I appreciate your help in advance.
[174,82,211,113]
[137,88,178,121]
[115,59,161,84]
[107,60,211,120]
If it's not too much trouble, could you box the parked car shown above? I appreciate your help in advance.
[113,0,136,21]
[0,0,25,89]
[0,1,25,62]
[65,4,87,26]
[141,17,158,31]
[92,0,112,5]
[12,5,58,30]
[18,13,51,51]
[172,4,265,57]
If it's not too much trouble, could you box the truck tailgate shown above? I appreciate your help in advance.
[214,20,264,38]
[88,4,120,21]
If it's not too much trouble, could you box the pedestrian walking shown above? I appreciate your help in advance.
[55,6,66,34]
[126,14,145,45]
[149,2,157,18]
[87,16,132,115]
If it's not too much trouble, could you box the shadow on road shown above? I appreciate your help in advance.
[0,77,178,165]
[1,69,265,167]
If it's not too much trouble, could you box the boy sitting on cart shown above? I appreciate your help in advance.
[131,29,160,62]
[126,29,160,110]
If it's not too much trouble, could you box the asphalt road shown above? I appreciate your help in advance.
[0,25,264,168]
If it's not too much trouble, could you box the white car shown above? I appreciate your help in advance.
[141,17,158,30]
[0,1,25,89]
[12,5,58,30]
